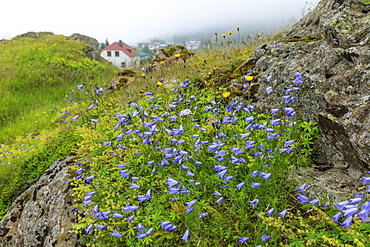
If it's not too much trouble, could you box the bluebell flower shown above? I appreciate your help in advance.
[236,182,245,191]
[123,205,139,213]
[259,172,272,181]
[245,116,255,123]
[71,115,79,121]
[249,198,259,208]
[111,229,122,237]
[186,200,197,208]
[278,209,287,218]
[195,160,202,165]
[245,140,256,150]
[181,229,190,242]
[113,212,124,218]
[130,183,140,189]
[137,227,154,239]
[136,223,145,232]
[296,183,310,193]
[261,235,270,241]
[343,207,358,217]
[340,216,353,229]
[331,212,342,223]
[85,176,95,183]
[336,201,349,210]
[85,224,93,233]
[90,119,99,124]
[270,119,281,126]
[214,165,227,171]
[251,182,261,188]
[360,177,370,184]
[267,133,279,140]
[251,170,259,177]
[215,197,224,205]
[240,133,250,139]
[217,169,228,179]
[199,213,208,219]
[96,224,106,230]
[266,208,275,216]
[167,177,179,188]
[186,207,194,214]
[266,87,273,95]
[186,171,195,176]
[127,215,135,223]
[310,199,320,206]
[99,211,111,219]
[239,237,249,244]
[297,194,310,204]
[231,148,244,155]
[223,176,234,182]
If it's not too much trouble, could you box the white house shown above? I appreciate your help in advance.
[186,39,201,50]
[100,40,140,69]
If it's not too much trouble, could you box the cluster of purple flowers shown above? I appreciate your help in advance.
[73,73,305,243]
[71,72,368,245]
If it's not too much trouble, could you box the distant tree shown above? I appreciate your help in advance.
[142,45,150,54]
[105,38,109,47]
[150,38,166,44]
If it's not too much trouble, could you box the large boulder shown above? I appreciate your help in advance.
[68,33,100,61]
[243,0,370,199]
[0,155,83,247]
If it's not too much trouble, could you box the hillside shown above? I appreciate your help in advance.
[1,6,370,245]
[0,33,117,219]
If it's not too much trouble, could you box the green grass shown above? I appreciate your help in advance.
[0,35,117,141]
[0,34,117,218]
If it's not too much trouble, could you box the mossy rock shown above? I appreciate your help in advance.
[278,35,323,43]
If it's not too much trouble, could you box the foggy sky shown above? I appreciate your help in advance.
[1,0,317,44]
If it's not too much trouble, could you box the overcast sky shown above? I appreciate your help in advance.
[1,0,317,44]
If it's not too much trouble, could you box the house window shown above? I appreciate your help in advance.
[115,51,120,57]
[121,62,126,68]
[107,51,111,57]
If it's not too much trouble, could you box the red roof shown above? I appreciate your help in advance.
[101,41,140,57]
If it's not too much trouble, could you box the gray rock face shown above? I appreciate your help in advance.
[244,0,370,199]
[0,155,82,247]
[68,33,100,61]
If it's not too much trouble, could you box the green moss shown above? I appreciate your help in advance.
[279,36,323,43]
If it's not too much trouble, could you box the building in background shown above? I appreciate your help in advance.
[100,40,140,69]
[185,39,201,50]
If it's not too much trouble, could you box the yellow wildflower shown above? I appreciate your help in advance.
[245,75,254,81]
[228,31,233,35]
[174,54,181,58]
[159,61,165,65]
[157,81,163,86]
[221,34,226,37]
[222,92,230,98]
[141,73,146,77]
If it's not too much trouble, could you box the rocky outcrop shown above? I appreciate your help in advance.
[13,31,55,39]
[68,33,100,61]
[0,155,82,247]
[244,0,370,198]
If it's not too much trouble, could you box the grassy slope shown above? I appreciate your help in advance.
[0,35,117,217]
[0,32,369,246]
